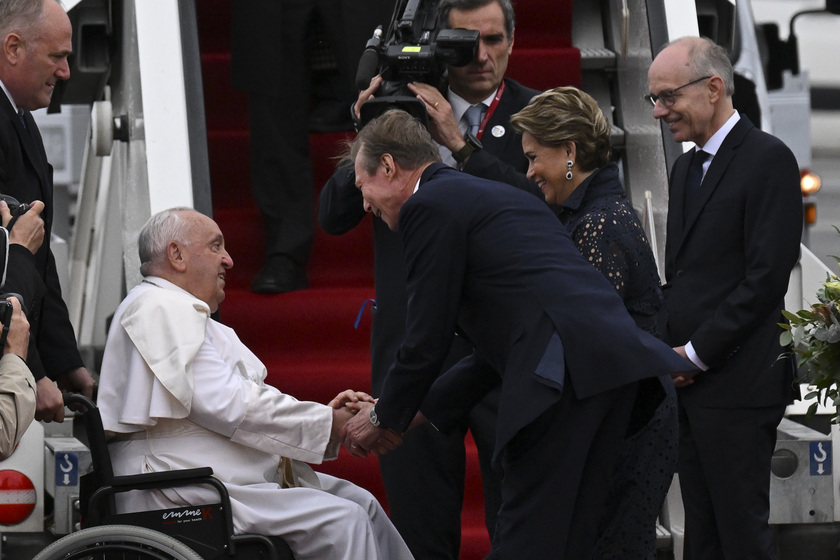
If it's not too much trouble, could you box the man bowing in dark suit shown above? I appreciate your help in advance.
[319,2,540,556]
[647,36,802,559]
[340,108,693,560]
[0,0,96,422]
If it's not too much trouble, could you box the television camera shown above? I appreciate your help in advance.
[354,0,479,128]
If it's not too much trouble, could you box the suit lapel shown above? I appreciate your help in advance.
[0,94,53,231]
[480,82,516,153]
[19,111,42,155]
[682,122,748,230]
[5,103,51,203]
[669,117,753,264]
[665,152,691,271]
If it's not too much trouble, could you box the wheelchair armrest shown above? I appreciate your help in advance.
[102,470,230,507]
[109,467,215,490]
[89,467,229,520]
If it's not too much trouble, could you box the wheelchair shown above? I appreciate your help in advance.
[34,394,295,560]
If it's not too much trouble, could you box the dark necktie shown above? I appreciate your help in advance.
[464,104,485,137]
[17,109,27,130]
[684,148,709,220]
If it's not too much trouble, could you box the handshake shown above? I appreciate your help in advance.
[327,390,410,458]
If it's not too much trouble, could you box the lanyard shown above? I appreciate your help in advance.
[476,81,505,140]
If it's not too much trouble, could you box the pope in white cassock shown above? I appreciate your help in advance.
[96,207,414,560]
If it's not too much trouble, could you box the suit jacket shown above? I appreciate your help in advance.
[230,0,284,94]
[1,245,45,314]
[661,115,802,408]
[318,78,541,392]
[0,92,83,381]
[230,0,394,97]
[1,241,47,376]
[376,164,690,459]
[461,78,540,195]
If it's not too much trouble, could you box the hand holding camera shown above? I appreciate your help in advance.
[354,0,479,129]
[0,195,45,255]
[0,294,29,360]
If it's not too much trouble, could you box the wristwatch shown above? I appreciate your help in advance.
[452,131,482,163]
[369,407,381,427]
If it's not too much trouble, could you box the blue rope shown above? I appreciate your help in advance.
[354,298,377,329]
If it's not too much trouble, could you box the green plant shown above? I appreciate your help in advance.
[781,260,840,418]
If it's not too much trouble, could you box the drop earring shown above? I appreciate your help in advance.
[566,160,574,181]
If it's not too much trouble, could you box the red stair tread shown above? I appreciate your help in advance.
[218,287,375,352]
[256,355,373,407]
[214,206,375,289]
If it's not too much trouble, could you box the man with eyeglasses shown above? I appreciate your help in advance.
[644,75,711,108]
[648,36,802,559]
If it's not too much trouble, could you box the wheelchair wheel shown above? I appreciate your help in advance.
[33,524,204,560]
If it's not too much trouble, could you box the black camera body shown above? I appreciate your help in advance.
[0,194,31,217]
[0,298,11,329]
[355,0,479,128]
[0,293,23,349]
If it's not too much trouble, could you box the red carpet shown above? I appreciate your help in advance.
[196,2,578,558]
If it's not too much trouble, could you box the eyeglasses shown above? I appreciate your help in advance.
[644,76,712,108]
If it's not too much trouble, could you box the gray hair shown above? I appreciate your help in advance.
[347,109,441,175]
[439,0,515,39]
[666,36,734,97]
[0,0,60,41]
[137,207,196,276]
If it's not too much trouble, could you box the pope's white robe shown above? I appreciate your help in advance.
[97,278,413,560]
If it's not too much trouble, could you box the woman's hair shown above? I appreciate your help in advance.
[510,86,612,171]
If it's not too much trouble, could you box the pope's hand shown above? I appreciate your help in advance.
[328,389,375,411]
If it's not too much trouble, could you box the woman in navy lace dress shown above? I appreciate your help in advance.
[511,87,678,560]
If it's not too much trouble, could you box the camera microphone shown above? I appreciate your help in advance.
[355,26,384,91]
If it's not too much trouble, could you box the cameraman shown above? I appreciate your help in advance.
[1,199,47,387]
[0,198,42,460]
[319,1,545,557]
[0,297,36,460]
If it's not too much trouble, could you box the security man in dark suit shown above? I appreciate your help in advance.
[318,1,542,557]
[340,108,693,560]
[647,36,802,559]
[0,0,96,422]
[231,0,395,294]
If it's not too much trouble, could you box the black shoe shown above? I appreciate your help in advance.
[251,259,309,294]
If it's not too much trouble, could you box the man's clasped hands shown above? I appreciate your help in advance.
[329,390,419,459]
